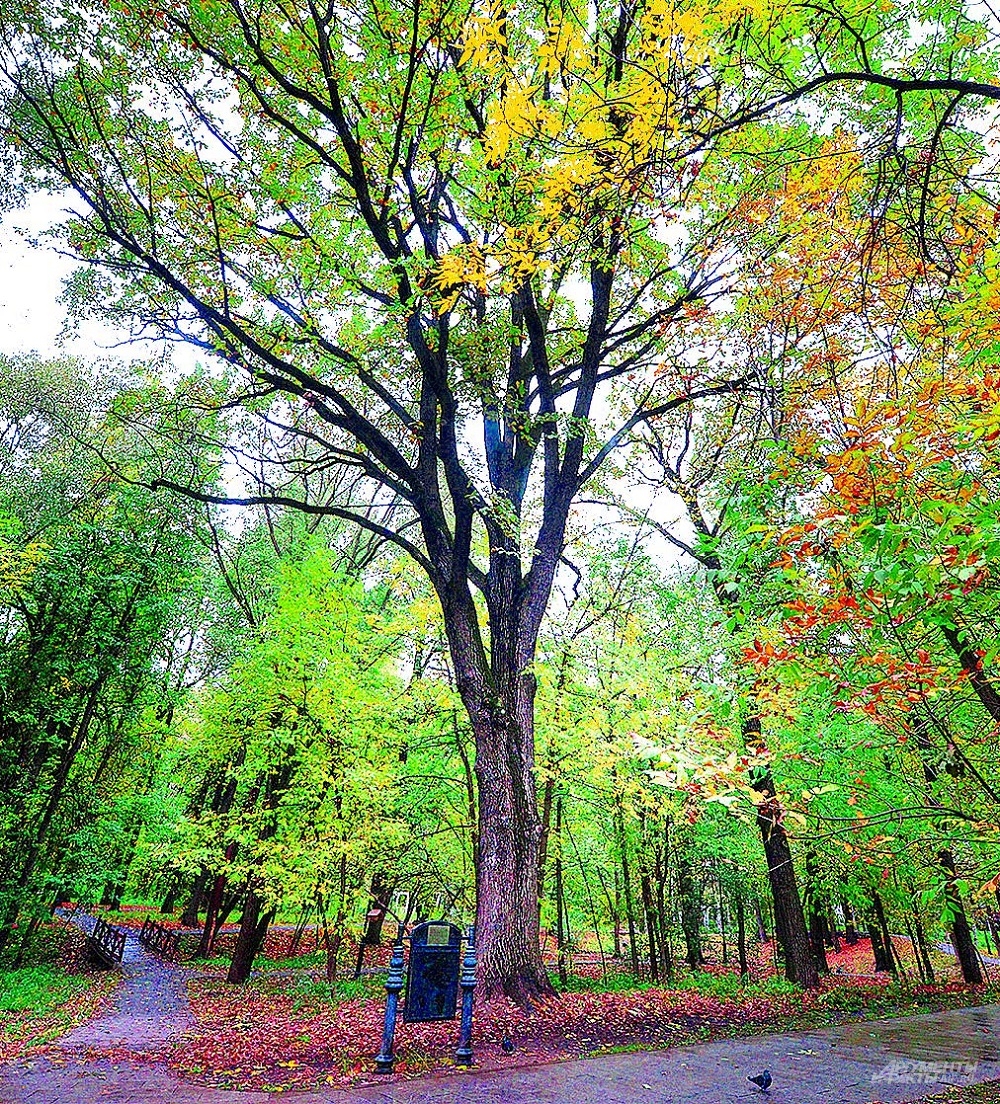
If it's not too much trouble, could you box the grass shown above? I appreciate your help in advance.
[0,925,120,1059]
[0,963,88,1015]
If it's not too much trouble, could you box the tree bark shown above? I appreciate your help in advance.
[616,801,641,978]
[805,853,829,974]
[554,796,568,987]
[754,786,818,987]
[736,892,749,978]
[226,887,274,984]
[941,624,1000,722]
[676,849,703,970]
[872,891,897,976]
[913,718,982,984]
[455,644,553,1004]
[866,910,893,973]
[940,849,983,984]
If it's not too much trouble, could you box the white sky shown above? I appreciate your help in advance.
[1,197,80,357]
[0,194,190,364]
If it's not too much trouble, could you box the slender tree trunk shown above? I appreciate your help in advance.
[941,624,1000,722]
[940,849,983,984]
[654,823,672,978]
[736,892,749,978]
[805,853,829,974]
[679,533,817,990]
[842,899,858,945]
[616,803,640,977]
[554,796,568,987]
[676,850,703,970]
[753,898,767,942]
[640,869,660,980]
[913,719,982,984]
[872,891,896,976]
[910,907,935,982]
[903,914,928,984]
[565,812,608,979]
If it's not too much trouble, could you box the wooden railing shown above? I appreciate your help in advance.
[87,917,126,967]
[139,917,182,958]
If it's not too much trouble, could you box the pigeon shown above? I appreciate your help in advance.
[500,1036,515,1055]
[747,1070,772,1092]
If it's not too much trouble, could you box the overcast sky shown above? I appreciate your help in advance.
[0,193,180,364]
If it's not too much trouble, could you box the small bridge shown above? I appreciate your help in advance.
[86,916,126,968]
[139,917,183,959]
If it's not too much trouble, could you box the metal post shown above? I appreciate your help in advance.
[454,925,476,1066]
[374,926,406,1074]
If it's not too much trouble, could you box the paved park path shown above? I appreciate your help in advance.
[52,911,194,1052]
[4,915,999,1104]
[3,1000,1000,1104]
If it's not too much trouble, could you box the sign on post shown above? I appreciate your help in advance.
[403,920,461,1022]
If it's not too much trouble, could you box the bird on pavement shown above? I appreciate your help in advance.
[747,1069,772,1092]
[500,1036,515,1055]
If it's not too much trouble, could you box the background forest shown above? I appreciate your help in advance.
[2,0,1000,1049]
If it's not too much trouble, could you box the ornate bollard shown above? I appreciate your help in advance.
[454,925,476,1066]
[374,926,406,1074]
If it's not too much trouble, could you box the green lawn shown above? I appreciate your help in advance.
[0,963,88,1016]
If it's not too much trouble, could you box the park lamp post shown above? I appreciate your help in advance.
[374,925,406,1074]
[454,925,477,1066]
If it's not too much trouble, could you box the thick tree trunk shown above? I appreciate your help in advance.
[180,869,210,928]
[460,664,553,1004]
[867,913,893,972]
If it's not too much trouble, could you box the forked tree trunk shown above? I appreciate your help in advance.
[227,888,274,984]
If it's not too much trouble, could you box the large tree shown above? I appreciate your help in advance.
[3,0,998,999]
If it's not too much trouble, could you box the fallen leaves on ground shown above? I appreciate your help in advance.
[0,931,121,1063]
[161,940,990,1093]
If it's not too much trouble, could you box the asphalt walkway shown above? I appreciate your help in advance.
[3,1003,1000,1104]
